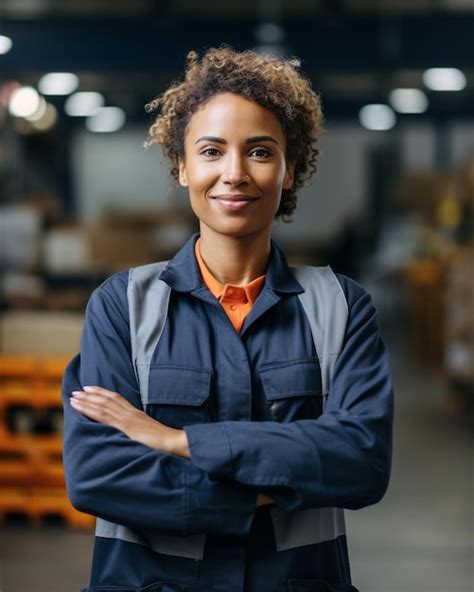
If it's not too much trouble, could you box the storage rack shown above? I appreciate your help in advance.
[0,355,95,529]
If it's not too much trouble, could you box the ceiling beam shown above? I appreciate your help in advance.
[0,14,473,73]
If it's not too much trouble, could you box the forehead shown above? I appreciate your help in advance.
[185,93,285,141]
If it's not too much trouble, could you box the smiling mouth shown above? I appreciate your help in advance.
[210,194,259,201]
[209,194,259,211]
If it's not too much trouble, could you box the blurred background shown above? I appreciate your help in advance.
[0,1,472,591]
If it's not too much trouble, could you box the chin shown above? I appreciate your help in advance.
[200,220,270,240]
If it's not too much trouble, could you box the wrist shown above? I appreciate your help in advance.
[166,428,191,459]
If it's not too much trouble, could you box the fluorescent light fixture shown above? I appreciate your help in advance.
[65,91,104,116]
[38,72,79,95]
[359,104,396,131]
[86,106,126,133]
[422,68,466,91]
[389,88,428,114]
[0,80,21,107]
[0,35,13,55]
[25,95,47,121]
[8,86,41,118]
[31,103,58,132]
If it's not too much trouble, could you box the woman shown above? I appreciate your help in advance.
[62,47,394,592]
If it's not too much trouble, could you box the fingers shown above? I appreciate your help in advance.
[72,386,134,410]
[70,395,136,432]
[70,397,121,427]
[70,386,135,429]
[72,390,119,408]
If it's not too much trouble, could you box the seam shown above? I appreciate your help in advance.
[147,396,208,405]
[259,353,341,371]
[221,423,235,479]
[140,364,212,375]
[263,389,324,399]
[183,458,189,537]
[329,265,350,317]
[236,474,292,487]
[258,357,319,371]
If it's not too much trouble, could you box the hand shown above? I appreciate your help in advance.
[70,386,188,455]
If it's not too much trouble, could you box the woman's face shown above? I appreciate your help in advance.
[178,92,294,241]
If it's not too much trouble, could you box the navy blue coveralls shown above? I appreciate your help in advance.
[62,233,394,592]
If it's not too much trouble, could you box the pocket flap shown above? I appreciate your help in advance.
[147,365,212,406]
[259,358,323,401]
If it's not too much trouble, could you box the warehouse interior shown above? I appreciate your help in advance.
[0,1,473,591]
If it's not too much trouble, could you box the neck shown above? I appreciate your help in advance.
[198,226,271,286]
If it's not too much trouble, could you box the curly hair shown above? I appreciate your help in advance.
[144,46,324,221]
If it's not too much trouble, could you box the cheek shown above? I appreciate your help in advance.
[259,166,287,194]
[186,163,217,194]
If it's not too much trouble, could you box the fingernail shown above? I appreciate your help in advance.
[71,391,82,396]
[83,386,95,392]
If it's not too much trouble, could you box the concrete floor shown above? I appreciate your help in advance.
[0,327,472,592]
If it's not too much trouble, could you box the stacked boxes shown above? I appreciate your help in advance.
[0,355,95,528]
[443,249,474,386]
[403,259,444,366]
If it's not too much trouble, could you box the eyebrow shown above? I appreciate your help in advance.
[194,135,279,145]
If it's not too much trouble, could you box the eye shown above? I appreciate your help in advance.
[249,146,273,158]
[199,146,221,158]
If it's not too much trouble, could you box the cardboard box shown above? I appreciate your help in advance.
[0,311,84,356]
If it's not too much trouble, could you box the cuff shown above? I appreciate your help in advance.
[183,422,233,479]
[185,463,257,537]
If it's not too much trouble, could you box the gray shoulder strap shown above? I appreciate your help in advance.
[291,265,349,395]
[127,260,171,407]
[96,259,206,561]
[268,265,349,552]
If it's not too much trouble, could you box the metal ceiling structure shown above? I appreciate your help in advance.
[0,4,473,121]
[0,14,473,72]
[1,0,474,17]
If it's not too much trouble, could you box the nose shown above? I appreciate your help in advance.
[222,153,249,186]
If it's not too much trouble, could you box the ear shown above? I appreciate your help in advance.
[178,158,188,187]
[283,162,295,190]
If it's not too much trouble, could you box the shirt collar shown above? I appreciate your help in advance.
[194,237,266,305]
[159,232,303,295]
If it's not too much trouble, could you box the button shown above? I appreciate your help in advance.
[227,288,234,295]
[230,304,237,311]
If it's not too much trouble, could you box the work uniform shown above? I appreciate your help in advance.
[62,232,394,592]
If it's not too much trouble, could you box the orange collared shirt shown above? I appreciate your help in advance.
[195,238,266,333]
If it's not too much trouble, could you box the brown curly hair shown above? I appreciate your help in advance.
[144,46,324,221]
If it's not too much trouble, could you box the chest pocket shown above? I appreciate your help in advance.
[259,358,324,423]
[146,364,213,428]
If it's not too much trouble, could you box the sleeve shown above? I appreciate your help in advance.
[62,273,257,537]
[183,277,394,512]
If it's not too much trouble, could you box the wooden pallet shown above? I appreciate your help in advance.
[0,486,95,529]
[0,431,64,486]
[0,356,94,530]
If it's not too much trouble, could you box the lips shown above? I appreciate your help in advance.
[210,194,258,202]
[210,194,259,212]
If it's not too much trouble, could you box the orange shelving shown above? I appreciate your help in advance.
[0,355,94,529]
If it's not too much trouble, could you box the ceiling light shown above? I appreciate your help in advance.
[422,68,466,91]
[65,92,104,116]
[25,95,47,121]
[86,107,126,133]
[8,86,41,118]
[389,88,428,114]
[38,72,79,96]
[31,103,58,132]
[359,104,396,131]
[0,35,13,55]
[0,80,21,107]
